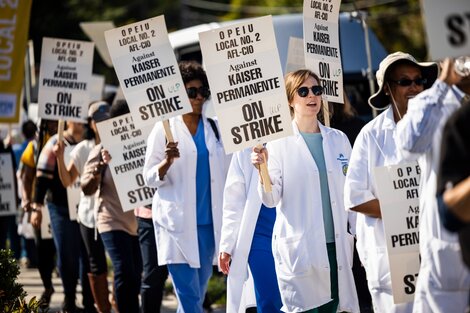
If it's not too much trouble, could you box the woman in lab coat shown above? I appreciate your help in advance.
[252,69,359,313]
[343,52,438,312]
[143,61,228,313]
[218,147,283,313]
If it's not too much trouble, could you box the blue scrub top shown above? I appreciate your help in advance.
[193,118,213,225]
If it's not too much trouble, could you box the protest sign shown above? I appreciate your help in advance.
[96,113,155,211]
[0,153,16,216]
[105,16,191,128]
[373,162,421,304]
[285,37,305,73]
[0,0,32,123]
[199,15,292,154]
[80,21,115,67]
[421,0,470,60]
[38,38,94,122]
[303,0,343,103]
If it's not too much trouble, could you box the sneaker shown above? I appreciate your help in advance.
[39,287,54,309]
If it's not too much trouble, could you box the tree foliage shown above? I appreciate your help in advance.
[0,249,44,313]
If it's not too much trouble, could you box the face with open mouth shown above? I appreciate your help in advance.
[386,63,424,117]
[291,75,323,119]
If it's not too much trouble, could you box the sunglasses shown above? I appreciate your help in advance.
[390,78,427,87]
[297,85,323,97]
[186,86,210,99]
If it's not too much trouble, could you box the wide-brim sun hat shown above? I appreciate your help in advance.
[368,51,439,110]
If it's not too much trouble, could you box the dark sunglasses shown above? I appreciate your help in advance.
[297,85,323,97]
[390,78,427,87]
[186,86,210,99]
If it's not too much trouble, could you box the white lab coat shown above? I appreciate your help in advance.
[260,121,359,313]
[344,107,414,313]
[219,148,265,313]
[143,115,229,268]
[397,81,470,313]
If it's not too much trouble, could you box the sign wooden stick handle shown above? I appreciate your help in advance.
[256,144,272,193]
[162,120,174,143]
[322,99,330,127]
[57,119,65,142]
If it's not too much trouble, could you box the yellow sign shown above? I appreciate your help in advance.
[0,0,33,123]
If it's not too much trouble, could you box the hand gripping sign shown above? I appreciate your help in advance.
[199,16,294,192]
[105,15,192,142]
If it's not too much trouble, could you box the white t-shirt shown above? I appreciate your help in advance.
[70,139,97,228]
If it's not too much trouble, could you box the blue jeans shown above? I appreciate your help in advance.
[168,224,215,313]
[47,202,94,308]
[137,217,169,313]
[101,230,142,313]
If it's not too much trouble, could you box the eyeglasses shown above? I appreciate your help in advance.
[186,86,210,99]
[297,86,323,97]
[390,78,427,87]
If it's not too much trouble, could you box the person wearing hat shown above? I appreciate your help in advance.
[54,101,112,313]
[397,57,470,312]
[344,51,438,312]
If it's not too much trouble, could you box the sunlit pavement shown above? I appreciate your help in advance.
[18,267,226,313]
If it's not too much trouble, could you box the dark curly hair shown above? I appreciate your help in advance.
[178,60,209,88]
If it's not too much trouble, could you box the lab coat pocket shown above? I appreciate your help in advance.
[365,246,391,289]
[156,198,184,233]
[275,234,311,276]
[428,236,470,291]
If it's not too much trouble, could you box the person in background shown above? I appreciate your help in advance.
[32,120,95,313]
[397,58,470,313]
[252,69,359,313]
[135,204,169,313]
[20,119,57,310]
[330,93,366,147]
[0,136,18,253]
[143,61,229,313]
[219,147,283,313]
[81,100,142,313]
[14,120,38,268]
[54,101,112,313]
[344,51,438,313]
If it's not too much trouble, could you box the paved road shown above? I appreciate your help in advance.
[18,267,226,313]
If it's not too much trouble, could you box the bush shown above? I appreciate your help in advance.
[0,249,46,313]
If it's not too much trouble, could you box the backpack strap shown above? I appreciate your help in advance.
[207,118,220,141]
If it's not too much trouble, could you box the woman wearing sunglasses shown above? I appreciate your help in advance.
[252,69,359,313]
[143,61,229,313]
[344,52,438,313]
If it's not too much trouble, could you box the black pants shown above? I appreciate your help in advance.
[34,229,56,290]
[80,224,108,275]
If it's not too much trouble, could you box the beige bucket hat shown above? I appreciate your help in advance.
[368,51,438,110]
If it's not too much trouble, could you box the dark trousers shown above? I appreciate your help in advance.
[80,223,107,275]
[0,215,22,259]
[34,229,56,290]
[48,202,94,308]
[138,217,169,313]
[101,230,142,313]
